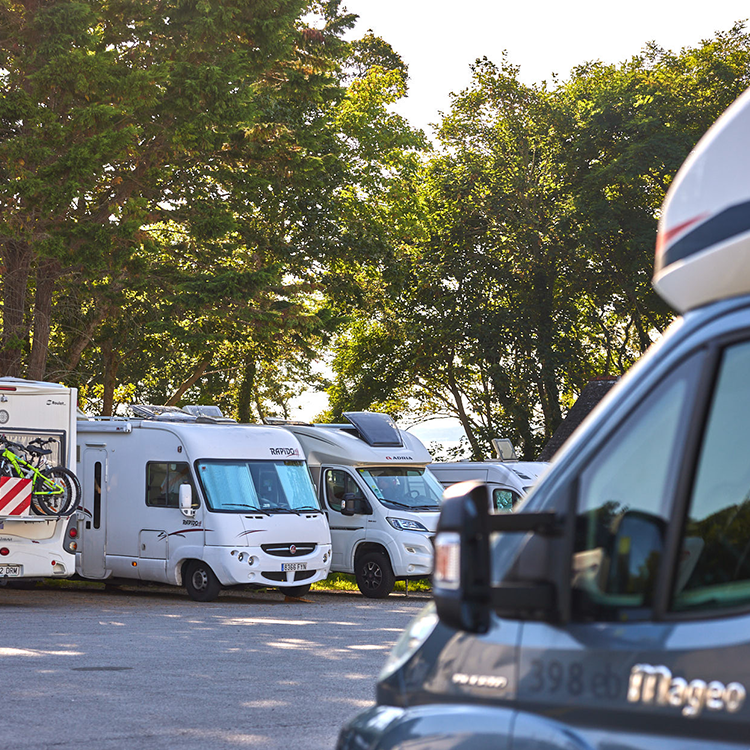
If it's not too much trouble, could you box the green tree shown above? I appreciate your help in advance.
[327,25,750,459]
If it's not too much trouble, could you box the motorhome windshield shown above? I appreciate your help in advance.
[358,467,443,511]
[196,460,320,513]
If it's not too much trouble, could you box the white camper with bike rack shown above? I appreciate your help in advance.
[274,413,444,598]
[76,406,331,601]
[0,378,79,582]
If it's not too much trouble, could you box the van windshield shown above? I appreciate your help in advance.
[196,460,320,513]
[358,467,443,511]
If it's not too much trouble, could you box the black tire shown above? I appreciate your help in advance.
[31,467,76,516]
[355,551,396,598]
[280,584,311,598]
[184,561,221,602]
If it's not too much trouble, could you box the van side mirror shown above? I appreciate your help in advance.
[340,493,370,516]
[179,484,195,518]
[433,481,567,633]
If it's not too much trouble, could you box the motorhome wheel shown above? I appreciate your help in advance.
[356,551,396,599]
[184,561,221,602]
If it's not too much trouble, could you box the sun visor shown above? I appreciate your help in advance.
[654,86,750,313]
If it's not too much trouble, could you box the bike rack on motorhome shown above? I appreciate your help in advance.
[76,406,331,601]
[272,412,444,598]
[0,378,78,582]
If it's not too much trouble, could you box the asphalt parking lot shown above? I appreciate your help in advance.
[0,583,429,750]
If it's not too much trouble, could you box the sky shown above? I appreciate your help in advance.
[289,1,750,437]
[340,0,750,135]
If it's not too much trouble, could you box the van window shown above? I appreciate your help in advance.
[673,340,750,612]
[571,353,701,619]
[492,488,518,512]
[146,462,198,508]
[325,470,364,512]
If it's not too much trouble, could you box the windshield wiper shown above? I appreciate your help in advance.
[380,498,413,509]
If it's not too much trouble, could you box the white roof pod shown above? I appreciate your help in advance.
[283,412,433,468]
[654,86,750,313]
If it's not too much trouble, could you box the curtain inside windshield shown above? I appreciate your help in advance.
[358,467,442,509]
[197,460,318,512]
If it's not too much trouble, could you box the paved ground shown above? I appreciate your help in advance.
[0,582,429,749]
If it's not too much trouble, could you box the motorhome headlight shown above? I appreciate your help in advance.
[380,602,439,680]
[387,517,429,533]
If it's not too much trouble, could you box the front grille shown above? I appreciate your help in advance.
[261,570,316,582]
[261,542,316,557]
[262,572,286,582]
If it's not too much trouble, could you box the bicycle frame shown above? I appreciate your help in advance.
[1,447,65,498]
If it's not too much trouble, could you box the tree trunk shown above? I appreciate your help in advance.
[101,341,121,416]
[165,357,212,406]
[237,357,256,422]
[61,308,110,374]
[0,239,33,377]
[445,362,484,460]
[27,257,60,381]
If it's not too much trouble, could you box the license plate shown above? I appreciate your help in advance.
[281,562,307,572]
[0,565,21,577]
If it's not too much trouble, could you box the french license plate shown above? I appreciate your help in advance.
[0,565,21,577]
[282,562,307,572]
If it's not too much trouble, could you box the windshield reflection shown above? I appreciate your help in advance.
[358,467,442,511]
[197,460,320,513]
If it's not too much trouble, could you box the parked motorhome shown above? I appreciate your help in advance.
[429,460,549,511]
[276,412,443,598]
[76,407,331,601]
[0,378,78,582]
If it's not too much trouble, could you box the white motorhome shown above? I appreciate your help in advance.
[278,412,444,598]
[429,461,549,511]
[0,378,78,581]
[76,407,331,601]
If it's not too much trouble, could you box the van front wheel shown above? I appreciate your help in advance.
[184,561,221,602]
[355,552,395,598]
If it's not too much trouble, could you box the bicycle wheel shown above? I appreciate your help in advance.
[32,467,76,516]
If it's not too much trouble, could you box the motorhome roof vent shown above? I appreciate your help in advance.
[129,404,196,422]
[343,412,403,448]
[183,405,237,423]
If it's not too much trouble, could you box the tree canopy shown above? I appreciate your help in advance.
[1,5,749,450]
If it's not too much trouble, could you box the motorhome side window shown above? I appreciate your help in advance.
[324,470,364,512]
[672,340,750,613]
[571,353,702,620]
[493,488,518,512]
[146,462,198,508]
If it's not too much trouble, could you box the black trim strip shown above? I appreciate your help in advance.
[663,200,750,268]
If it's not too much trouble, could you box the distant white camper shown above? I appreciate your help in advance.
[0,378,79,582]
[76,407,331,601]
[429,460,549,511]
[277,412,444,598]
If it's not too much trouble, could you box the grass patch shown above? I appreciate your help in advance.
[311,573,431,593]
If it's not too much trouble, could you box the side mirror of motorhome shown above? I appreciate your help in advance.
[340,493,369,517]
[179,484,195,518]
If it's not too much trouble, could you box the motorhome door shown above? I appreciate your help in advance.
[322,467,369,570]
[79,447,107,578]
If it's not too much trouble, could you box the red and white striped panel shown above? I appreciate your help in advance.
[0,477,32,516]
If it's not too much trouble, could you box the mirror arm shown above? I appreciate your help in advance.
[487,511,563,536]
